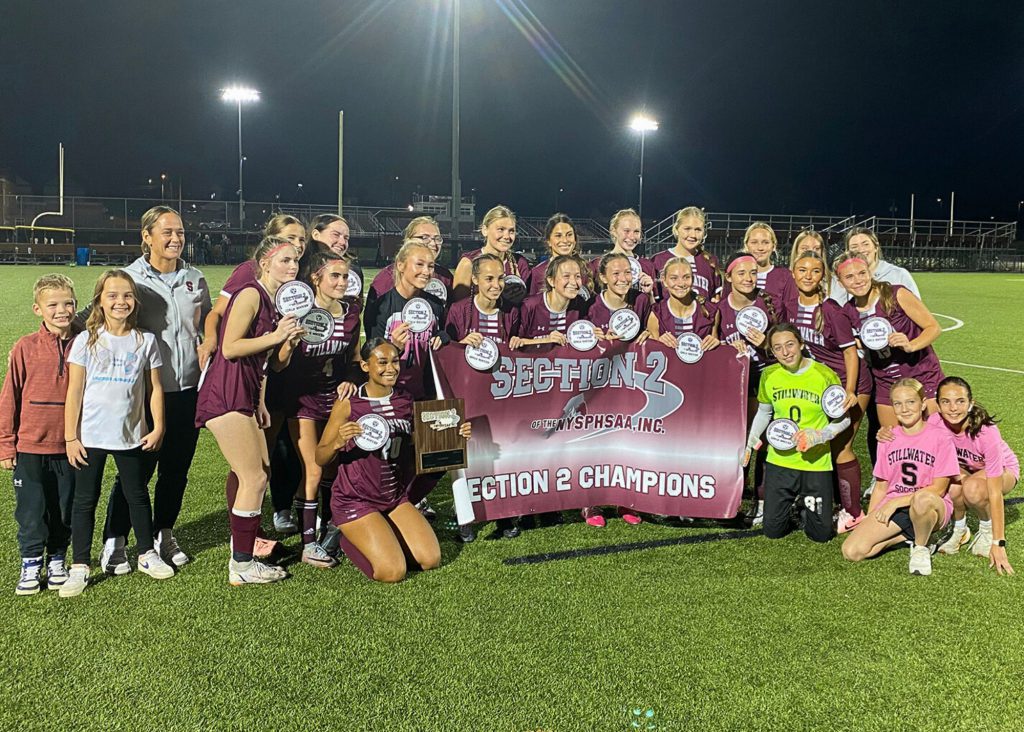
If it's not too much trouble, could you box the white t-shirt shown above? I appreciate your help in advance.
[68,329,163,450]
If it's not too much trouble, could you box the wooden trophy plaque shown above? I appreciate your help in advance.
[413,398,468,475]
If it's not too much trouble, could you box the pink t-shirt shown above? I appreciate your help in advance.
[874,422,960,500]
[927,413,1020,479]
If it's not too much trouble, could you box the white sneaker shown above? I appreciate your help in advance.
[138,550,175,580]
[301,542,338,569]
[59,565,90,597]
[100,536,132,576]
[46,556,69,590]
[155,530,189,567]
[229,559,287,586]
[937,525,971,555]
[750,500,764,528]
[909,545,932,576]
[415,499,437,521]
[969,527,993,557]
[273,510,298,535]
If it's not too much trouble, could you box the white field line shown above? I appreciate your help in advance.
[932,312,1023,374]
[933,313,964,332]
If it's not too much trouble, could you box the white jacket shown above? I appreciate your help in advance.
[830,259,921,306]
[124,256,212,392]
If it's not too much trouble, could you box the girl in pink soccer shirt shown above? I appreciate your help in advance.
[452,205,530,302]
[834,252,943,426]
[369,217,454,307]
[651,206,722,301]
[445,254,520,345]
[585,253,652,344]
[526,214,592,299]
[314,339,471,583]
[277,249,362,569]
[916,378,1017,573]
[791,250,871,533]
[195,237,305,585]
[201,214,307,369]
[842,378,960,576]
[647,256,719,350]
[512,255,587,348]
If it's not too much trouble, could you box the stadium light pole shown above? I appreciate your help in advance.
[629,113,658,219]
[221,86,259,231]
[451,0,462,250]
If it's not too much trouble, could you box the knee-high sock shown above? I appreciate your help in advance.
[836,459,863,518]
[301,501,318,546]
[339,534,374,578]
[230,508,261,561]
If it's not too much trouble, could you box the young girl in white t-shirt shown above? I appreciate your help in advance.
[61,271,172,597]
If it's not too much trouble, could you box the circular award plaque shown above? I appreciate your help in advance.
[275,280,314,318]
[354,413,389,452]
[566,320,598,351]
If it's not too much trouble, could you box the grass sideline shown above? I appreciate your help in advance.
[0,265,1022,731]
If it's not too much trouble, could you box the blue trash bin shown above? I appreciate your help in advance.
[75,246,90,266]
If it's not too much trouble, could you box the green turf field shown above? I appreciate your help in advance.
[1,265,1022,731]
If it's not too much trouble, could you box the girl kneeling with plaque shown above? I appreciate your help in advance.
[834,253,944,428]
[842,379,959,577]
[744,324,850,542]
[195,237,305,585]
[315,339,471,582]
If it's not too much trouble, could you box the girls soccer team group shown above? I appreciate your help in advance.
[0,203,1018,596]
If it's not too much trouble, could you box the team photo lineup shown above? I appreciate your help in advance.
[2,202,1018,598]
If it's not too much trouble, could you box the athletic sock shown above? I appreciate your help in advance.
[954,517,967,531]
[230,508,261,562]
[301,501,318,546]
[836,459,863,518]
[979,519,992,533]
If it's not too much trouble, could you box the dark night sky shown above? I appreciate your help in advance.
[3,0,1024,223]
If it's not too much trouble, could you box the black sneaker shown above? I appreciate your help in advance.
[457,524,476,543]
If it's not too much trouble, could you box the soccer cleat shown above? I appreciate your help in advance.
[458,523,477,543]
[229,559,288,586]
[937,525,971,555]
[750,500,765,528]
[969,527,993,558]
[46,555,69,589]
[618,508,642,526]
[835,509,864,534]
[156,530,189,567]
[320,525,342,557]
[273,509,298,535]
[863,478,876,497]
[301,542,338,569]
[415,499,437,521]
[59,565,90,598]
[137,550,175,579]
[15,557,43,596]
[100,536,132,576]
[909,544,933,576]
[582,507,606,528]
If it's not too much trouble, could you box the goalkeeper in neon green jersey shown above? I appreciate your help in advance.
[745,323,851,541]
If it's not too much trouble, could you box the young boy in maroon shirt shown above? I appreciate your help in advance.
[0,274,80,594]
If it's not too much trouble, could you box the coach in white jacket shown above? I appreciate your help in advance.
[102,206,212,571]
[829,227,920,305]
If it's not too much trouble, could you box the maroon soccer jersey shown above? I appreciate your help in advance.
[792,299,871,394]
[219,260,258,299]
[757,266,798,322]
[842,284,944,404]
[714,291,779,373]
[584,291,652,337]
[517,292,586,339]
[330,385,415,524]
[650,297,716,338]
[368,288,447,400]
[652,249,722,301]
[285,299,363,421]
[444,297,520,343]
[195,282,278,427]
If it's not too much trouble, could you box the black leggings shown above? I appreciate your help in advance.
[72,447,154,565]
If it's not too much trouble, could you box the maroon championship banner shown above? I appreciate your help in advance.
[433,340,749,524]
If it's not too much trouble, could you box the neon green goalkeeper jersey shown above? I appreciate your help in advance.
[757,360,841,472]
